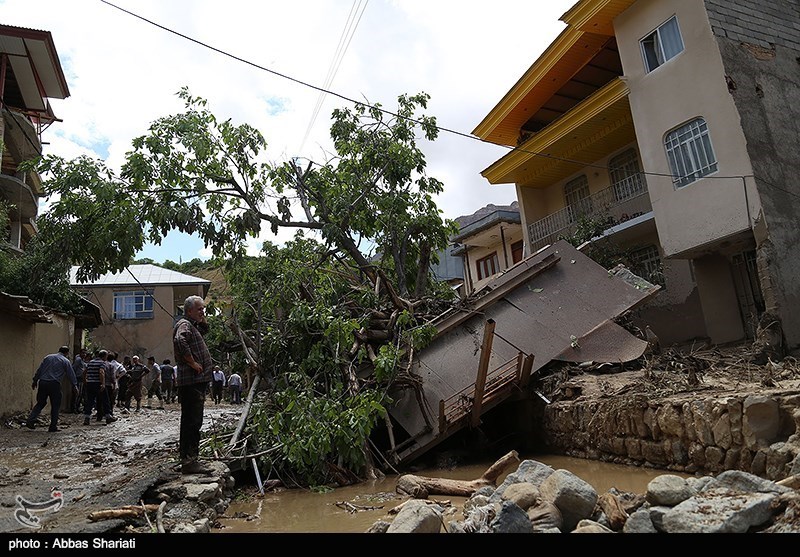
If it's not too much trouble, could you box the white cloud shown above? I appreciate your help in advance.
[3,0,573,262]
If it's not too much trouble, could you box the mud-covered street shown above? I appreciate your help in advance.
[0,402,241,534]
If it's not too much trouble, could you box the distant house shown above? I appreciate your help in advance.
[70,265,211,361]
[450,202,523,296]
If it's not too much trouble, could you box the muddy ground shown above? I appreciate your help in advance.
[2,342,799,535]
[0,400,242,534]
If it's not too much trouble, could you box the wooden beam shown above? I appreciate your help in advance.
[471,319,495,428]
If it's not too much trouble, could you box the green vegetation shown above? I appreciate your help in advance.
[27,88,457,486]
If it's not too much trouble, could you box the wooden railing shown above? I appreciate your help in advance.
[438,353,524,434]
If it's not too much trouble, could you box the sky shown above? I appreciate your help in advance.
[3,0,576,264]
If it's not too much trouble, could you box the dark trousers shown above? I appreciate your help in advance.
[83,383,103,418]
[71,381,84,413]
[212,381,223,404]
[162,379,175,403]
[179,383,207,463]
[27,380,63,430]
[117,376,129,406]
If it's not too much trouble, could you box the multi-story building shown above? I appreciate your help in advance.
[473,0,800,348]
[0,24,80,418]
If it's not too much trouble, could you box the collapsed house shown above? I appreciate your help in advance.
[382,239,659,466]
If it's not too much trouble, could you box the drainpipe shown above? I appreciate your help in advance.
[500,225,509,269]
[463,247,473,295]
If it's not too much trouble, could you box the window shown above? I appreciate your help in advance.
[511,240,524,264]
[565,175,592,222]
[664,118,718,187]
[113,290,154,320]
[476,252,499,281]
[609,149,644,201]
[641,16,684,73]
[629,245,664,287]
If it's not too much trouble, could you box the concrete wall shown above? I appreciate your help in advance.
[693,254,747,343]
[463,225,524,293]
[705,0,800,350]
[0,313,75,419]
[615,0,760,258]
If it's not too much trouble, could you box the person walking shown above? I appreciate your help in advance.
[70,348,88,414]
[228,371,242,405]
[102,352,123,422]
[83,349,115,426]
[173,295,213,474]
[26,346,78,432]
[160,359,176,405]
[145,356,164,409]
[124,355,147,412]
[211,365,226,405]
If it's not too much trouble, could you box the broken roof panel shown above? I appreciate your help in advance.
[387,240,659,464]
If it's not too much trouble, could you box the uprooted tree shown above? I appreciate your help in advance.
[33,87,460,486]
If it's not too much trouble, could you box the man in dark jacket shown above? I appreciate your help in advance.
[27,346,78,432]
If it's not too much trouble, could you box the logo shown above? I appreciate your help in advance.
[13,489,64,529]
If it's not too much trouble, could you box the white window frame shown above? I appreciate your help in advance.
[476,252,499,281]
[664,118,718,188]
[113,290,155,320]
[629,244,664,286]
[641,15,684,73]
[564,174,592,223]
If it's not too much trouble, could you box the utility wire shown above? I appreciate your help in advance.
[98,0,799,200]
[300,0,369,153]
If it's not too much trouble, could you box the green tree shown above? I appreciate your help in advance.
[35,88,456,485]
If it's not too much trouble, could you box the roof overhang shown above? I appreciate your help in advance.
[481,78,633,188]
[0,24,70,121]
[472,0,635,146]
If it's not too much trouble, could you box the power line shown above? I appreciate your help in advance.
[98,0,800,201]
[300,0,369,153]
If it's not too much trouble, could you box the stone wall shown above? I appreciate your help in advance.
[539,391,800,481]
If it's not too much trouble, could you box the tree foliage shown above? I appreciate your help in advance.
[34,88,458,485]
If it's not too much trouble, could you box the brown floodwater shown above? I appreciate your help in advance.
[217,454,688,533]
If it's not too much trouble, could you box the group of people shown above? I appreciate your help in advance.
[26,295,234,475]
[210,365,243,404]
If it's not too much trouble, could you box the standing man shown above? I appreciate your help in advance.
[145,356,164,409]
[173,295,213,474]
[124,356,147,412]
[26,346,78,432]
[211,365,226,405]
[228,371,243,405]
[83,349,110,426]
[71,348,88,414]
[160,359,175,405]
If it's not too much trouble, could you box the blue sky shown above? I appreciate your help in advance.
[4,0,576,265]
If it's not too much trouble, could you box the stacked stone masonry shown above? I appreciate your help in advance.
[541,391,800,481]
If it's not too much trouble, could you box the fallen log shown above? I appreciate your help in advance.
[88,504,161,522]
[396,450,520,499]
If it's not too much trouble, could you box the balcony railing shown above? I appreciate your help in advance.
[528,179,652,252]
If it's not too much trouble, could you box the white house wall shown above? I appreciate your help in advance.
[615,0,760,259]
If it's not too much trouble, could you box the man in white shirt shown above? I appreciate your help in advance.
[211,365,226,404]
[228,372,242,404]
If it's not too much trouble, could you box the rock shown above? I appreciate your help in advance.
[528,501,563,532]
[622,508,657,533]
[500,482,539,510]
[538,469,598,532]
[646,474,696,506]
[386,500,442,533]
[490,500,533,533]
[572,519,613,533]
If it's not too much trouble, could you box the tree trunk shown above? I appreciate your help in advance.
[396,450,520,498]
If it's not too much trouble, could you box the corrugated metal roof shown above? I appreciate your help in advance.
[70,265,211,288]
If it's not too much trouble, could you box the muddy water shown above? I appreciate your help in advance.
[218,454,687,533]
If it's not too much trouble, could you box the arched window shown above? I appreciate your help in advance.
[664,118,718,187]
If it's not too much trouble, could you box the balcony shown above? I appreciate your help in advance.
[528,177,652,252]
